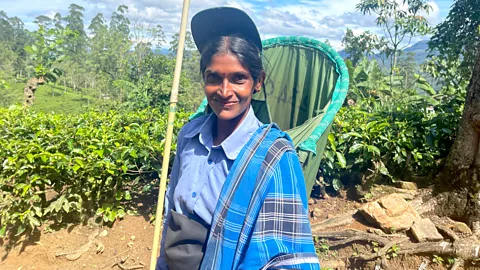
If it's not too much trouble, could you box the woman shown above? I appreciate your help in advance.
[157,7,320,270]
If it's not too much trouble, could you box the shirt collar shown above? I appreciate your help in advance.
[184,106,261,160]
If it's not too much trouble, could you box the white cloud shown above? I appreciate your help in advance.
[1,0,450,51]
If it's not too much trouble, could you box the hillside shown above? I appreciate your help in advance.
[0,82,103,114]
[337,39,437,64]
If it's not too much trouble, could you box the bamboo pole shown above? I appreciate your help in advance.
[149,0,191,269]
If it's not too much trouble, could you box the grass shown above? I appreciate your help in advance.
[1,81,104,114]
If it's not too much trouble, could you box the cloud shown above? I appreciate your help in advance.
[1,0,451,51]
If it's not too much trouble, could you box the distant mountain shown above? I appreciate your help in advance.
[336,39,437,65]
[160,48,170,55]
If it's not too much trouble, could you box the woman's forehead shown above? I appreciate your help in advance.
[205,53,250,73]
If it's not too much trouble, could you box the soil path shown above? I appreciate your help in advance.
[0,215,154,270]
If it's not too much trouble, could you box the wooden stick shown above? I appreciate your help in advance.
[149,1,191,269]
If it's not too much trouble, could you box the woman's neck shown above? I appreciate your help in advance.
[213,107,250,146]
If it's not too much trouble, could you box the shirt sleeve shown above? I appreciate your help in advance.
[157,128,185,270]
[240,150,320,270]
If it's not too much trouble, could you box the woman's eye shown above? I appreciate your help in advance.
[233,74,247,84]
[206,74,220,84]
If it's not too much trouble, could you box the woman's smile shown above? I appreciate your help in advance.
[204,53,261,121]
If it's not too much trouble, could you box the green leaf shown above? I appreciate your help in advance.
[115,191,123,201]
[367,145,381,156]
[349,144,364,153]
[95,149,104,158]
[73,164,81,172]
[414,74,436,95]
[335,152,347,168]
[15,224,25,236]
[0,226,6,238]
[442,128,452,134]
[378,161,390,176]
[345,132,362,138]
[124,191,132,201]
[75,159,85,167]
[332,179,344,191]
[26,153,34,163]
[117,209,126,218]
[108,210,116,222]
[62,200,70,213]
[130,149,138,158]
[29,215,41,227]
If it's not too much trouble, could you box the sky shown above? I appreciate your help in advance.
[0,0,454,50]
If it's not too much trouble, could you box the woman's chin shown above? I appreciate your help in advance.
[212,107,244,121]
[215,111,240,121]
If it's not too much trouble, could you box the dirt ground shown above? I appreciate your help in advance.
[1,185,479,270]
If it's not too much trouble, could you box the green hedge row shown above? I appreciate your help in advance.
[0,106,189,237]
[320,95,464,192]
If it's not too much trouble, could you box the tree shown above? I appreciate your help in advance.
[427,0,480,90]
[433,0,480,228]
[130,16,166,82]
[342,28,385,66]
[356,0,432,85]
[1,11,30,79]
[169,31,195,57]
[63,4,87,55]
[23,25,73,105]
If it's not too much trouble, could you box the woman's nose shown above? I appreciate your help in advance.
[219,79,233,96]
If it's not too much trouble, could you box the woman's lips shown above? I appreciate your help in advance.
[218,100,237,106]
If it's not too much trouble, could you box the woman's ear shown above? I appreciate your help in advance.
[254,71,266,93]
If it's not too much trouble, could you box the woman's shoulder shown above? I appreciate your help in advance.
[177,114,211,139]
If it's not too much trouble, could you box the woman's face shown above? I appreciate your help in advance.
[204,53,263,121]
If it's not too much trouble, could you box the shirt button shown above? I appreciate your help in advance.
[207,159,213,164]
[192,192,197,198]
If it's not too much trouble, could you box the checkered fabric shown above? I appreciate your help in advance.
[200,123,320,270]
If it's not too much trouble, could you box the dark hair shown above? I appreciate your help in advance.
[200,35,265,84]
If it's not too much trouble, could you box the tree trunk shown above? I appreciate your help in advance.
[437,45,480,226]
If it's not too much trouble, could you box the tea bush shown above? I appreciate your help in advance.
[0,106,189,237]
[320,93,464,192]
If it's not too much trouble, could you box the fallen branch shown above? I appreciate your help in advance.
[313,229,401,246]
[357,238,409,261]
[434,223,459,241]
[112,262,144,270]
[314,229,480,265]
[358,238,480,262]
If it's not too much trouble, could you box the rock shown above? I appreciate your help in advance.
[395,181,418,190]
[411,218,443,242]
[360,193,420,232]
[130,235,136,241]
[99,230,108,237]
[472,221,480,236]
[313,207,322,218]
[308,198,315,205]
[319,260,346,270]
[453,221,472,235]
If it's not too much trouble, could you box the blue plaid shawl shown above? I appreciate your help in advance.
[200,123,320,270]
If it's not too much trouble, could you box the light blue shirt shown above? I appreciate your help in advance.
[158,106,262,269]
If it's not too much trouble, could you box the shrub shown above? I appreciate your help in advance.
[0,106,188,238]
[320,93,463,192]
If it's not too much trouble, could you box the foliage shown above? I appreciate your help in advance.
[342,28,386,66]
[356,0,432,83]
[0,107,189,238]
[427,0,480,89]
[24,25,75,82]
[432,254,444,265]
[0,79,14,107]
[321,59,464,192]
